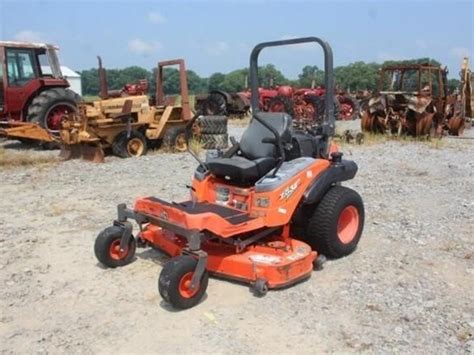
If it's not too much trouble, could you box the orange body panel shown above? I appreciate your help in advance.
[134,158,331,238]
[140,225,317,288]
[133,158,330,287]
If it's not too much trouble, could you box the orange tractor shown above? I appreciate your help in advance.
[94,37,365,309]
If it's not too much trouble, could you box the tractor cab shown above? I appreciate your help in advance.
[0,42,69,121]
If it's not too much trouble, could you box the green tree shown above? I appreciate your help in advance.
[220,68,248,92]
[258,64,289,87]
[447,78,460,93]
[298,65,324,88]
[334,61,380,91]
[208,72,226,90]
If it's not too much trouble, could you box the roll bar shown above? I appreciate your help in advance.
[249,37,335,138]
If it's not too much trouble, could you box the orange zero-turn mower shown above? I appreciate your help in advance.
[94,37,365,309]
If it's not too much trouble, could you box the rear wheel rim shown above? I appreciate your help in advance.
[127,138,145,156]
[178,272,198,298]
[337,205,359,244]
[109,239,129,260]
[45,103,75,132]
[175,133,187,152]
[269,102,285,112]
[340,103,354,120]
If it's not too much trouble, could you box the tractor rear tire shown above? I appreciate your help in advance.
[317,96,340,122]
[112,130,148,158]
[337,95,359,120]
[201,134,228,150]
[163,126,187,152]
[199,116,228,134]
[94,226,136,268]
[27,88,82,133]
[203,93,227,115]
[304,186,364,259]
[304,95,324,123]
[158,255,209,309]
[267,96,294,117]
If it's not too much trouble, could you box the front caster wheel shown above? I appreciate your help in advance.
[252,278,269,297]
[313,254,327,271]
[94,226,136,268]
[158,255,209,309]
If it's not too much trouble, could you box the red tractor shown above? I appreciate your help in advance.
[0,41,81,134]
[267,85,360,123]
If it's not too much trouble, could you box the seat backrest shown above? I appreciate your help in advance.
[240,112,292,160]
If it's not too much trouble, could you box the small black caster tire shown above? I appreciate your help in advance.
[313,255,327,271]
[253,278,269,297]
[158,255,208,309]
[94,226,136,268]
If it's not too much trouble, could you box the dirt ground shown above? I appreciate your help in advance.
[1,123,473,354]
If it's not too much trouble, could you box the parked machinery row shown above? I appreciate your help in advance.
[360,61,471,137]
[0,42,228,162]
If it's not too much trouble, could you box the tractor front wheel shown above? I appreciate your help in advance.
[94,226,136,268]
[163,126,187,152]
[112,130,148,158]
[305,186,364,258]
[158,255,209,309]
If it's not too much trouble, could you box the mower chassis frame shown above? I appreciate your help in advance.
[113,203,315,290]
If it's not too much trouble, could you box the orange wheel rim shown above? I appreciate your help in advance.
[127,138,144,156]
[175,133,187,152]
[109,240,128,260]
[178,272,198,298]
[337,206,359,244]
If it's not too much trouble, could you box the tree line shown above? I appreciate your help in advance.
[79,58,461,97]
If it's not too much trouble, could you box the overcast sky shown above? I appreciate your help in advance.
[0,0,472,79]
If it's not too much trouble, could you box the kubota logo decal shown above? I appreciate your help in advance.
[279,179,301,200]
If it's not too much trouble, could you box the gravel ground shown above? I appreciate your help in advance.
[0,122,473,353]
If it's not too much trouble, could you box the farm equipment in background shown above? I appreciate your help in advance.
[60,58,224,162]
[97,56,149,99]
[360,62,469,137]
[0,41,81,139]
[195,90,250,118]
[241,85,359,123]
[262,86,359,128]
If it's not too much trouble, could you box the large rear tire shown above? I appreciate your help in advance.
[203,93,227,115]
[199,116,228,134]
[337,95,359,121]
[201,134,228,150]
[304,186,364,258]
[267,96,294,117]
[27,88,82,133]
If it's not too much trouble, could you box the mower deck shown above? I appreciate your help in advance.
[140,224,317,288]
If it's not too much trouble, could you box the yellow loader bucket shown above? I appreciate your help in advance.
[59,144,105,163]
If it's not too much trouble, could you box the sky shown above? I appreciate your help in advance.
[0,0,472,79]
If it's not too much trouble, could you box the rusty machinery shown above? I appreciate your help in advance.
[361,62,470,137]
[59,58,194,162]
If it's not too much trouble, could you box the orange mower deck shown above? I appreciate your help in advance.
[140,223,317,289]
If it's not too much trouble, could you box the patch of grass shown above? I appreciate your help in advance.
[228,114,251,127]
[189,138,204,155]
[82,95,100,102]
[0,147,58,168]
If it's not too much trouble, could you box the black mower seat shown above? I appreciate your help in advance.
[207,156,277,183]
[207,112,292,184]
